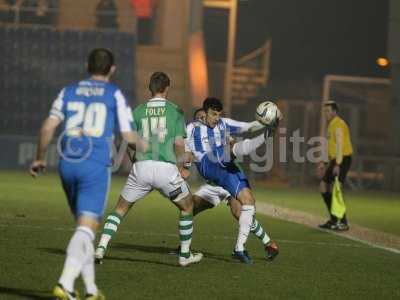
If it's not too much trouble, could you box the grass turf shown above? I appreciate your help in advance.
[0,171,399,299]
[252,187,400,236]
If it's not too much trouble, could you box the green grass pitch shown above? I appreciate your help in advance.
[0,171,399,299]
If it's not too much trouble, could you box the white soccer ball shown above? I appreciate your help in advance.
[255,101,280,126]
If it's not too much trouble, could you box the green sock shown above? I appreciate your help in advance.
[250,218,271,245]
[98,212,123,251]
[179,213,193,258]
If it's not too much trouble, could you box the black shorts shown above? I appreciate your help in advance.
[322,156,352,184]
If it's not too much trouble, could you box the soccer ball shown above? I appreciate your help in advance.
[255,101,280,126]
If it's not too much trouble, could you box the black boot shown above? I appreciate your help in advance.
[319,192,337,229]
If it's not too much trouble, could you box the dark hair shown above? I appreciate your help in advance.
[203,97,223,112]
[149,72,170,95]
[87,48,114,75]
[324,101,339,112]
[193,108,205,120]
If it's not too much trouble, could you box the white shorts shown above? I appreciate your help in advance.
[194,184,232,207]
[121,160,190,203]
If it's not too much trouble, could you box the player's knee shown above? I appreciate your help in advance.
[77,215,99,233]
[176,195,194,213]
[115,195,134,217]
[229,199,241,220]
[192,196,212,216]
[237,188,255,205]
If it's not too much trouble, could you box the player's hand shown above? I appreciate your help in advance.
[333,165,340,177]
[29,160,46,178]
[179,167,191,180]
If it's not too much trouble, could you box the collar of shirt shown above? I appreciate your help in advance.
[149,97,166,102]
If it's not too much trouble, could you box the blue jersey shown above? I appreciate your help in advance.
[185,118,256,165]
[185,118,257,198]
[49,79,133,165]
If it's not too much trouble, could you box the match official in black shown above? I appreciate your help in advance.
[318,101,353,231]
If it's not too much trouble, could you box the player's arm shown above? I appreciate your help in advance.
[175,137,186,170]
[35,116,61,161]
[30,90,65,177]
[115,90,147,153]
[121,131,146,151]
[222,118,265,134]
[177,123,196,179]
[174,111,188,172]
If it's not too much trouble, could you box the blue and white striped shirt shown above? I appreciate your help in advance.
[185,118,261,164]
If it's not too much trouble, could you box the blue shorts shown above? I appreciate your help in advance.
[197,156,250,198]
[58,159,110,220]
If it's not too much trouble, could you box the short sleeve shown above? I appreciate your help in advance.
[114,89,133,132]
[49,89,65,120]
[185,123,194,152]
[175,110,187,138]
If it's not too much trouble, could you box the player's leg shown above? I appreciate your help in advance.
[76,164,109,299]
[233,187,256,263]
[96,162,151,262]
[192,194,215,216]
[157,162,202,266]
[231,132,266,158]
[54,162,81,299]
[231,198,267,241]
[56,161,109,299]
[167,184,224,255]
[54,215,99,300]
[200,161,255,263]
[230,195,279,260]
[234,186,280,261]
[95,196,135,262]
[195,184,275,253]
[170,192,203,266]
[192,184,225,216]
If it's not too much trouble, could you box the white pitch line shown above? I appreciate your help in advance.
[0,223,376,250]
[254,202,400,255]
[328,231,400,255]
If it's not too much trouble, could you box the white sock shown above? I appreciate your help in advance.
[59,226,95,292]
[81,240,98,295]
[98,234,112,250]
[232,134,265,157]
[235,205,255,251]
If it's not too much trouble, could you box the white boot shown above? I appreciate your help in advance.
[178,252,203,267]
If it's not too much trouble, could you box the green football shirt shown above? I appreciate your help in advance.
[132,97,186,164]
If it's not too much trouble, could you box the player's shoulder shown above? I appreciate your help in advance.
[186,120,205,136]
[57,81,79,100]
[219,117,233,127]
[165,100,184,114]
[186,120,200,130]
[220,117,233,125]
[61,81,80,93]
[220,117,240,124]
[190,120,204,128]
